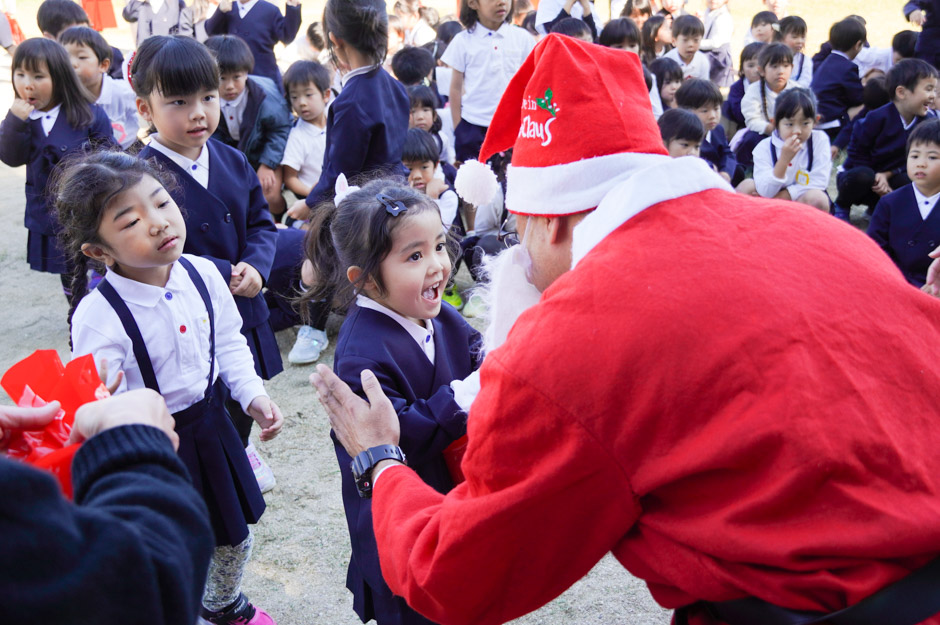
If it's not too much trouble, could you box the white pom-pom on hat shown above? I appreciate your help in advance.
[454,159,500,206]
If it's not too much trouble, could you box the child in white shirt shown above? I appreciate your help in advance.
[664,15,711,81]
[281,60,332,202]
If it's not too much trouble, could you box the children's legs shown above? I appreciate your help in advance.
[203,530,253,612]
[773,188,793,201]
[262,166,286,218]
[795,189,831,212]
[735,179,758,196]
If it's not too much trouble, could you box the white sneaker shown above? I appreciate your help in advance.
[288,325,329,365]
[246,442,276,494]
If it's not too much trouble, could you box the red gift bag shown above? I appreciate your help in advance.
[2,350,109,499]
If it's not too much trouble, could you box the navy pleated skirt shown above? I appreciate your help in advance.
[26,230,68,274]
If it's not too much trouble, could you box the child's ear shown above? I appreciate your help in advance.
[347,265,373,290]
[136,96,152,122]
[99,57,111,75]
[81,242,114,266]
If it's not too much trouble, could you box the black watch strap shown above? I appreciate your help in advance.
[351,445,406,498]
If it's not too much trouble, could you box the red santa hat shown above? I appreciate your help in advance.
[455,34,667,218]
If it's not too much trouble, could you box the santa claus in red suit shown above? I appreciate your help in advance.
[313,34,940,625]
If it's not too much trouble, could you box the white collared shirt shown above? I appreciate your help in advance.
[440,23,535,127]
[901,110,918,131]
[281,118,326,188]
[97,74,140,149]
[71,254,268,413]
[236,0,259,18]
[150,0,165,14]
[28,103,60,136]
[913,185,940,220]
[340,64,379,88]
[356,294,435,363]
[147,135,211,188]
[664,48,712,81]
[221,86,248,141]
[753,129,832,200]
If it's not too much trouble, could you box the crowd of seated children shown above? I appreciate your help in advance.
[676,78,738,184]
[834,59,939,220]
[737,42,795,168]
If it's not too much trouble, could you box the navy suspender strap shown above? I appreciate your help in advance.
[96,279,162,394]
[96,257,216,398]
[770,135,814,171]
[177,256,216,398]
[676,554,940,625]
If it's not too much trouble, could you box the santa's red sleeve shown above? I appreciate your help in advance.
[372,350,642,625]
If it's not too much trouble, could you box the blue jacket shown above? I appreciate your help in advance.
[844,102,935,174]
[906,0,940,61]
[204,0,301,84]
[305,66,410,206]
[138,139,277,330]
[2,425,213,624]
[722,77,746,128]
[0,106,115,236]
[868,183,940,286]
[811,52,864,125]
[332,302,482,623]
[701,124,737,178]
[212,75,291,170]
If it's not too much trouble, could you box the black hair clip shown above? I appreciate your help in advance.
[376,193,408,217]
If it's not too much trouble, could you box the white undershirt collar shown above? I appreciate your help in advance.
[147,135,211,188]
[913,184,940,220]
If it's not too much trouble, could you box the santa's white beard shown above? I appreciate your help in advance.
[449,244,543,414]
[479,244,543,354]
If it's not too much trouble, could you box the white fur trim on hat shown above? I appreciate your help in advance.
[505,152,671,216]
[572,156,733,267]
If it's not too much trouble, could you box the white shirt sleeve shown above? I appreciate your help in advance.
[741,81,770,134]
[649,74,663,120]
[794,53,813,89]
[71,301,132,395]
[691,52,712,80]
[435,189,459,225]
[701,11,733,50]
[440,32,468,73]
[753,137,787,198]
[199,259,268,411]
[280,125,306,170]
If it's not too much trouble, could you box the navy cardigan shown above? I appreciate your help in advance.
[843,103,935,175]
[811,52,864,125]
[204,0,301,84]
[212,75,292,170]
[304,66,410,206]
[868,184,940,286]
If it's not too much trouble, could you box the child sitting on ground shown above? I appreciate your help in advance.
[281,60,332,202]
[205,35,292,217]
[598,16,640,53]
[738,87,832,212]
[664,15,710,80]
[779,15,811,88]
[700,0,733,86]
[677,78,738,183]
[403,127,459,229]
[811,17,866,141]
[723,42,765,129]
[868,119,940,287]
[650,57,683,111]
[551,16,594,42]
[745,10,778,45]
[737,42,795,169]
[408,84,455,166]
[640,14,672,66]
[59,26,139,150]
[658,107,705,158]
[834,59,939,220]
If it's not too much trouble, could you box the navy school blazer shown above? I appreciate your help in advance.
[305,66,410,207]
[811,52,864,125]
[212,75,291,171]
[0,106,115,236]
[868,184,940,286]
[844,103,935,175]
[204,0,301,84]
[700,124,737,178]
[138,139,277,330]
[331,302,483,603]
[722,77,746,128]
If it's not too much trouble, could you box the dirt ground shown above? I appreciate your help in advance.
[0,1,907,621]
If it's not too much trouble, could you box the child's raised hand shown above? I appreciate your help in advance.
[217,0,232,12]
[286,198,312,221]
[830,146,840,160]
[10,98,33,121]
[97,358,124,395]
[425,178,448,200]
[780,134,802,163]
[231,262,262,297]
[247,396,283,441]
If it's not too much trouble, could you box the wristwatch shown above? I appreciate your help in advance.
[351,445,407,498]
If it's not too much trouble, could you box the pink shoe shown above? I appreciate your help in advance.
[202,594,276,625]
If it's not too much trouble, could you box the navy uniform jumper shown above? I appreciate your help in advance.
[868,184,940,287]
[332,302,483,625]
[139,139,282,380]
[95,256,265,546]
[0,106,115,273]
